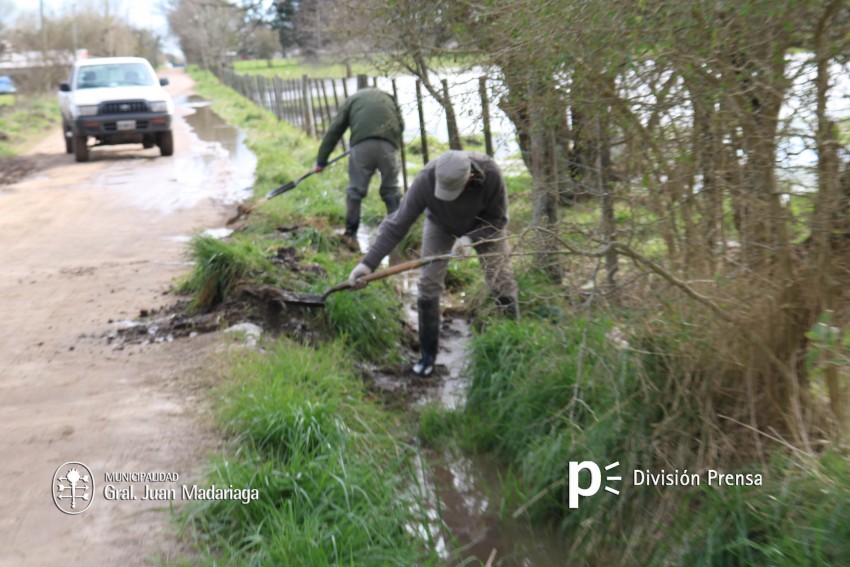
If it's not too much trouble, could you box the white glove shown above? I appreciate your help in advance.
[452,236,474,258]
[348,262,373,288]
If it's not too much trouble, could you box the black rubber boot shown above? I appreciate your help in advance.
[344,196,361,237]
[413,297,440,377]
[496,295,519,319]
[383,192,401,216]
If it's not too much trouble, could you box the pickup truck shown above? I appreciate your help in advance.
[59,57,175,162]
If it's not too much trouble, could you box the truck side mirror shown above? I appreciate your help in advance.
[159,78,169,86]
[59,83,71,92]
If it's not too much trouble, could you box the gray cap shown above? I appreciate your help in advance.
[434,150,471,201]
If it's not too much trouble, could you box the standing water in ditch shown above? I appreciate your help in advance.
[415,305,565,565]
[363,262,566,565]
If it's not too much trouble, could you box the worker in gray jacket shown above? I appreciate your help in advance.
[315,85,404,240]
[349,150,519,377]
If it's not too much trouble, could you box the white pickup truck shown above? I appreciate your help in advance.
[59,57,175,162]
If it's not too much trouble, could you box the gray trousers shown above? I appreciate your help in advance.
[347,138,401,204]
[419,217,519,301]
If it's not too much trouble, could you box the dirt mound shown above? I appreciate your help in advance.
[0,155,37,187]
[0,153,63,187]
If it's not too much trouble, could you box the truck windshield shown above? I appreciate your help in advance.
[75,63,155,89]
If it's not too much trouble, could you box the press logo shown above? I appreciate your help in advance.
[568,461,621,508]
[53,462,95,515]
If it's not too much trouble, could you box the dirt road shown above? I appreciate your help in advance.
[0,70,250,565]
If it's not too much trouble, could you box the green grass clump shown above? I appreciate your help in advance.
[0,96,59,156]
[458,314,659,562]
[417,404,459,448]
[293,225,340,253]
[181,342,434,565]
[325,280,405,364]
[463,317,632,461]
[444,257,481,292]
[665,454,850,566]
[182,234,277,311]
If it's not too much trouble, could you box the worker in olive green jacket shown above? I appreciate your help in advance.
[315,85,404,240]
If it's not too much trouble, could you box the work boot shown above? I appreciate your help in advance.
[413,297,440,377]
[344,196,362,237]
[383,192,401,216]
[495,295,519,319]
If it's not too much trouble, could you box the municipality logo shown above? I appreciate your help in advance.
[53,462,95,514]
[568,461,621,508]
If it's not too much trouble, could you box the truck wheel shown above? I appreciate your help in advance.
[158,131,174,157]
[63,122,73,154]
[74,134,89,162]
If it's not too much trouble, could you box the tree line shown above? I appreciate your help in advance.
[319,1,850,452]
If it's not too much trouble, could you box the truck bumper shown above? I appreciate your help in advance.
[73,112,172,139]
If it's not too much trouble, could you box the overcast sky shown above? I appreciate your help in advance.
[8,0,170,37]
[7,0,178,53]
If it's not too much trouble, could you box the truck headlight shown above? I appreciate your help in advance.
[77,105,99,117]
[149,101,168,113]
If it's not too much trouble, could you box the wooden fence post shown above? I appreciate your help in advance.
[320,79,334,136]
[392,78,408,192]
[415,80,429,164]
[356,74,368,90]
[312,79,326,136]
[302,75,315,137]
[254,75,263,106]
[283,78,292,123]
[272,77,283,120]
[479,76,494,157]
[256,75,264,109]
[442,78,462,150]
[265,76,276,116]
[331,79,347,151]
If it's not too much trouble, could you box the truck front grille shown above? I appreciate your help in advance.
[100,101,148,114]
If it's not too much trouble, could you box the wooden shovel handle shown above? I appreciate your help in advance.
[320,254,451,300]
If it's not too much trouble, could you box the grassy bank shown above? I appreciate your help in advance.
[177,66,432,564]
[0,96,59,156]
[421,285,850,565]
[181,342,431,565]
[233,58,377,79]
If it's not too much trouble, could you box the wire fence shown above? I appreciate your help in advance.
[213,67,501,190]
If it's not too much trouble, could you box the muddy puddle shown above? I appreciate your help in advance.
[153,96,256,243]
[178,94,256,205]
[91,95,255,216]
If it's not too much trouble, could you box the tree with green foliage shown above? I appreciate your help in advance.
[272,0,300,54]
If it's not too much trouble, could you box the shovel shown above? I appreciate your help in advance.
[227,151,351,225]
[250,254,452,307]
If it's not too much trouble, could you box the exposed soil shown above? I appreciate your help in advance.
[0,154,58,187]
[0,70,250,566]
